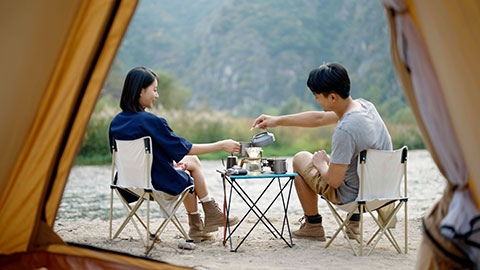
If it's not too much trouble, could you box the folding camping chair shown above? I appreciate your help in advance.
[108,136,193,254]
[322,146,408,256]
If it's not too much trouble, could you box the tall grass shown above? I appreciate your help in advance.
[75,102,425,165]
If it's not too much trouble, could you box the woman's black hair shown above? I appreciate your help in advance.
[306,62,350,99]
[120,67,158,112]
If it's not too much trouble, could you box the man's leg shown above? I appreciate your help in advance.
[291,151,325,241]
[293,151,319,216]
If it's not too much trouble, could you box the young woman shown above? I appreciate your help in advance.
[109,67,239,242]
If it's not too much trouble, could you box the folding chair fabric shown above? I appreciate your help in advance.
[322,146,408,256]
[114,137,153,189]
[109,136,191,254]
[357,148,404,201]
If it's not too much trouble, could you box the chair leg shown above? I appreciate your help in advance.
[114,196,145,239]
[366,206,401,253]
[367,202,404,256]
[114,190,149,245]
[172,215,190,240]
[324,201,359,256]
[146,190,192,255]
[109,188,113,239]
[147,193,150,247]
[360,204,364,256]
[405,201,408,254]
[115,190,149,230]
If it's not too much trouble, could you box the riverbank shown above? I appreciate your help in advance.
[55,150,445,269]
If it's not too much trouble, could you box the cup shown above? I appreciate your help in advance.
[272,159,287,174]
[239,142,252,157]
[226,156,238,169]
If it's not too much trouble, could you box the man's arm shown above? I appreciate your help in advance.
[252,111,338,129]
[312,150,348,189]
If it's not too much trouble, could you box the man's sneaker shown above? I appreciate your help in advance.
[292,216,326,241]
[346,220,360,239]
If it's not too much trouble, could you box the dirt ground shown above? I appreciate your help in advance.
[55,150,445,269]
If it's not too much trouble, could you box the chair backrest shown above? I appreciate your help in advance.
[112,136,153,189]
[356,146,407,201]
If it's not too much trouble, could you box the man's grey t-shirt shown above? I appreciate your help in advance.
[330,98,392,204]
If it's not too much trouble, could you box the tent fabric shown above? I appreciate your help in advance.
[0,245,186,270]
[1,0,478,268]
[382,0,480,267]
[0,0,187,269]
[44,0,146,228]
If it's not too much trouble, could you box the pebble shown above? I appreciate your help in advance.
[178,241,196,250]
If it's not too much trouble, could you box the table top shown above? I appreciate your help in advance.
[229,173,298,179]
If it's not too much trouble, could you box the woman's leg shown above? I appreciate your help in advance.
[178,157,215,242]
[180,155,239,232]
[181,155,209,199]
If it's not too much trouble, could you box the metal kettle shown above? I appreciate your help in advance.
[251,131,275,147]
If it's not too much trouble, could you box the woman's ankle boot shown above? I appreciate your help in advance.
[188,213,214,243]
[201,199,239,233]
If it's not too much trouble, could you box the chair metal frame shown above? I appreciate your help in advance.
[108,136,192,255]
[322,146,408,256]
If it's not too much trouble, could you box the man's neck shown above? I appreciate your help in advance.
[334,97,357,119]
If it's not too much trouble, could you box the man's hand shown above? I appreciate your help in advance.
[312,150,347,189]
[252,114,278,129]
[312,150,330,172]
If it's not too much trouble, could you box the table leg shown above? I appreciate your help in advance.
[228,177,295,251]
[225,177,278,241]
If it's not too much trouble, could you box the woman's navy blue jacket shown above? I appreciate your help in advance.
[109,111,193,196]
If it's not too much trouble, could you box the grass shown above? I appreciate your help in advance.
[75,103,425,165]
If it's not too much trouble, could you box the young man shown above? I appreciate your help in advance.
[252,62,392,240]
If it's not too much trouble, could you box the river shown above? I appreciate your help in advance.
[56,150,445,223]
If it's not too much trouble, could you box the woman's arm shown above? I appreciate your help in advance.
[252,111,338,129]
[187,139,240,155]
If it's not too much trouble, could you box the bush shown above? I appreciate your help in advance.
[76,103,425,165]
[76,116,113,165]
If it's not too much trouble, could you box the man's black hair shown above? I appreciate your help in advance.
[307,62,350,99]
[120,67,158,112]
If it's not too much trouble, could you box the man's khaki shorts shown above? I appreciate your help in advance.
[301,162,341,204]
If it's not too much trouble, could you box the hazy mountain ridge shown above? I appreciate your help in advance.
[104,0,408,121]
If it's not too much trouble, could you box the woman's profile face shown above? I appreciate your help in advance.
[139,79,158,109]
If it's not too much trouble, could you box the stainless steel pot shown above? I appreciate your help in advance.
[272,158,287,174]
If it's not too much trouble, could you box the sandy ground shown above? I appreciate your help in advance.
[55,150,445,269]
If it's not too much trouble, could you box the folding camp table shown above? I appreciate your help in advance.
[219,172,297,252]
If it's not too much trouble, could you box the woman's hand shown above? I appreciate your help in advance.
[251,114,278,129]
[173,162,188,171]
[221,139,241,155]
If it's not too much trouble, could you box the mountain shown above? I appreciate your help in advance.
[104,0,407,121]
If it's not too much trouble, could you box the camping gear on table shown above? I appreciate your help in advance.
[225,156,238,169]
[243,147,263,175]
[251,131,275,147]
[262,158,288,174]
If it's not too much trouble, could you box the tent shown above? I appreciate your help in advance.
[382,0,480,268]
[0,0,478,268]
[0,0,185,269]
